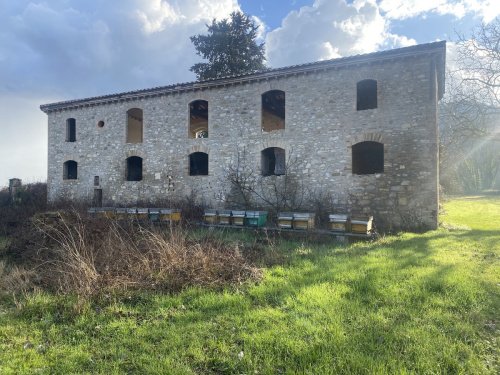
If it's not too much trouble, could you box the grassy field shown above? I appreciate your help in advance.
[0,196,499,374]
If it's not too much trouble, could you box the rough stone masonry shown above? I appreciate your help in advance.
[40,41,446,231]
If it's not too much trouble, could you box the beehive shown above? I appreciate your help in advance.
[159,209,181,223]
[350,216,373,234]
[136,208,149,220]
[148,208,161,222]
[218,210,232,225]
[292,213,315,230]
[328,214,348,232]
[126,207,138,219]
[97,207,116,219]
[115,208,128,220]
[278,212,294,229]
[203,209,218,224]
[232,210,246,226]
[245,211,268,227]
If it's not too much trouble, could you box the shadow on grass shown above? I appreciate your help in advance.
[2,227,498,374]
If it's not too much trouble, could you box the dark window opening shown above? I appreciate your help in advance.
[262,90,285,132]
[261,147,285,176]
[189,152,208,176]
[126,156,143,181]
[63,160,78,180]
[94,176,100,186]
[352,141,384,174]
[127,108,143,143]
[189,100,208,138]
[357,79,377,111]
[66,118,76,142]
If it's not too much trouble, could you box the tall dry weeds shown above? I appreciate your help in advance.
[8,211,262,298]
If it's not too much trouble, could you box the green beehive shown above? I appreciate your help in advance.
[149,208,161,222]
[245,211,268,227]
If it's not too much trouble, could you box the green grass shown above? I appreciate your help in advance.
[0,197,499,374]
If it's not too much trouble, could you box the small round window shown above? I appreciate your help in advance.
[97,120,105,128]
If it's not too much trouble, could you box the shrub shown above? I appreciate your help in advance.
[4,211,261,298]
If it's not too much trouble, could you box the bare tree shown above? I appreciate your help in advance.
[454,18,500,107]
[220,148,308,213]
[439,18,500,193]
[220,147,257,209]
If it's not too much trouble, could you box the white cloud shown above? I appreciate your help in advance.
[265,0,415,67]
[0,0,240,98]
[379,0,500,22]
[0,0,240,186]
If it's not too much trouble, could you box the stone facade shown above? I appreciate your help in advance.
[41,41,446,231]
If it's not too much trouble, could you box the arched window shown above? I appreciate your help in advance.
[66,118,76,142]
[189,100,208,138]
[126,156,143,181]
[261,147,285,176]
[126,108,143,143]
[352,141,384,174]
[357,79,377,110]
[63,160,78,180]
[262,90,285,132]
[189,152,208,176]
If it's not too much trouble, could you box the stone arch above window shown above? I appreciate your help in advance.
[262,90,285,132]
[66,118,76,142]
[352,141,384,175]
[126,156,143,181]
[357,79,377,111]
[189,100,208,138]
[189,152,208,176]
[126,108,143,143]
[261,147,285,176]
[63,160,78,180]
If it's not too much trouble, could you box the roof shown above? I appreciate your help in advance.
[40,41,446,113]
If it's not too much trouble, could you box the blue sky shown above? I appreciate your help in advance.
[0,0,499,186]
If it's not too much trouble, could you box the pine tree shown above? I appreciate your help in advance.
[190,12,266,81]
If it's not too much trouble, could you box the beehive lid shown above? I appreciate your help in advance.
[329,214,348,221]
[293,212,315,219]
[204,209,218,215]
[149,208,161,214]
[232,210,246,216]
[351,216,373,225]
[115,208,128,213]
[127,208,138,214]
[159,209,172,214]
[278,212,294,219]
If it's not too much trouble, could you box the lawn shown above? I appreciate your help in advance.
[0,197,498,374]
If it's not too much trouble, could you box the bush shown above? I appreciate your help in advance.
[0,182,47,235]
[4,211,261,298]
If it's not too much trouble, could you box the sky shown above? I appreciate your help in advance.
[1,0,499,187]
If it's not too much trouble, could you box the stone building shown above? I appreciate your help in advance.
[40,41,446,230]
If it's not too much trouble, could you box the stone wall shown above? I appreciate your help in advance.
[45,51,441,231]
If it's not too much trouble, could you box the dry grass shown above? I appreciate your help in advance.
[3,211,261,298]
